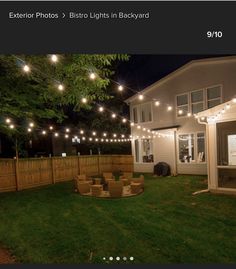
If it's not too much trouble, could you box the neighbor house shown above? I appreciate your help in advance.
[125,56,236,175]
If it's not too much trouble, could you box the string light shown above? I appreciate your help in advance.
[138,94,144,100]
[58,84,64,91]
[27,128,32,132]
[82,137,86,140]
[54,133,59,137]
[23,64,30,73]
[89,72,96,80]
[49,126,53,130]
[5,118,11,124]
[92,131,96,136]
[226,104,231,110]
[89,137,92,141]
[167,106,173,111]
[187,112,192,117]
[80,130,84,134]
[137,125,141,129]
[118,85,124,92]
[111,113,116,118]
[65,134,69,138]
[130,122,134,126]
[50,54,58,63]
[154,101,160,106]
[98,106,104,112]
[65,128,70,133]
[103,133,107,137]
[122,118,127,123]
[113,134,117,137]
[81,97,87,104]
[178,110,183,115]
[42,130,46,135]
[9,124,14,129]
[232,98,236,103]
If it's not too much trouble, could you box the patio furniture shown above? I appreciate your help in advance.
[103,172,115,184]
[131,175,144,188]
[91,184,103,197]
[94,178,102,185]
[108,180,124,198]
[130,182,142,194]
[77,181,91,194]
[77,174,93,185]
[120,178,129,186]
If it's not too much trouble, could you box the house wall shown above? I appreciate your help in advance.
[129,57,236,175]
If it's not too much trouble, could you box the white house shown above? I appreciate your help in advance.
[125,56,236,175]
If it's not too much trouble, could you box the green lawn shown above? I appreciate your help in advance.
[0,174,236,264]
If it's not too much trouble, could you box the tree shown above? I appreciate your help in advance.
[0,54,130,156]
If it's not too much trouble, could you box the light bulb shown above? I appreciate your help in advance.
[81,98,87,104]
[50,54,58,63]
[118,85,123,91]
[89,72,96,80]
[23,64,30,73]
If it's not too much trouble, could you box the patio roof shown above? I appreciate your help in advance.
[152,125,180,131]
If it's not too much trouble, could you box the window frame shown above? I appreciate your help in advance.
[177,132,206,164]
[206,84,223,109]
[190,88,205,115]
[140,101,153,124]
[176,92,190,118]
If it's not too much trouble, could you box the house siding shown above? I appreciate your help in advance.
[128,57,236,175]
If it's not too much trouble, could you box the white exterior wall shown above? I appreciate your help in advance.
[128,57,236,175]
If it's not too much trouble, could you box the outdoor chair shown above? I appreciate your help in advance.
[77,174,93,185]
[76,181,91,194]
[108,180,124,198]
[103,172,115,184]
[131,174,144,188]
[119,172,133,184]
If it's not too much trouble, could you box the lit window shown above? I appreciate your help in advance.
[176,93,189,117]
[142,139,153,163]
[197,133,205,162]
[178,134,195,163]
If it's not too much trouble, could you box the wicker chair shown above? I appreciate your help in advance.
[77,174,93,185]
[108,180,124,198]
[103,172,115,184]
[130,174,144,188]
[75,181,91,194]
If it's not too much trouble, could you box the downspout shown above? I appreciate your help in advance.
[192,118,210,195]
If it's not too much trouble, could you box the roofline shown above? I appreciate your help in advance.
[125,56,236,104]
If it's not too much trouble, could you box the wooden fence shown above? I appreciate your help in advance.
[0,155,133,193]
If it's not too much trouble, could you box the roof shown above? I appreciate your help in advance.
[152,125,180,131]
[125,56,236,104]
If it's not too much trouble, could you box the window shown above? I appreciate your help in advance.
[197,133,205,162]
[178,133,206,163]
[178,134,195,163]
[132,106,138,123]
[140,103,152,122]
[207,85,222,108]
[142,139,153,163]
[134,139,139,162]
[176,93,189,117]
[191,90,204,114]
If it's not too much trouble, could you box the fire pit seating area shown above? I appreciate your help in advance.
[74,172,144,198]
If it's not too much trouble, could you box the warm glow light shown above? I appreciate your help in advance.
[95,138,98,142]
[81,97,87,104]
[65,128,70,133]
[122,118,127,123]
[232,98,236,103]
[92,131,96,136]
[143,128,146,131]
[23,64,30,73]
[89,72,96,80]
[187,112,192,117]
[5,118,11,124]
[89,137,92,141]
[27,128,32,132]
[42,130,46,135]
[201,117,205,121]
[58,84,64,91]
[49,126,53,130]
[118,85,124,91]
[103,133,107,137]
[111,113,116,118]
[80,130,84,134]
[155,101,160,106]
[226,104,231,110]
[54,133,59,137]
[98,106,104,112]
[167,106,172,111]
[130,122,134,126]
[178,110,183,115]
[101,139,104,142]
[82,137,86,140]
[138,94,144,100]
[137,125,141,129]
[121,134,125,138]
[29,122,34,127]
[50,54,58,63]
[113,134,117,137]
[9,124,14,129]
[65,134,69,138]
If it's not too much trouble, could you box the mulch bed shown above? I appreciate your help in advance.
[0,246,16,264]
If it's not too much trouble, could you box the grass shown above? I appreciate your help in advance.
[0,174,236,264]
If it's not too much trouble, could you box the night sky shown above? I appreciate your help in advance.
[115,55,230,98]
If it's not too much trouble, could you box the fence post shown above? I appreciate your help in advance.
[51,157,55,184]
[14,158,20,191]
[78,155,80,175]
